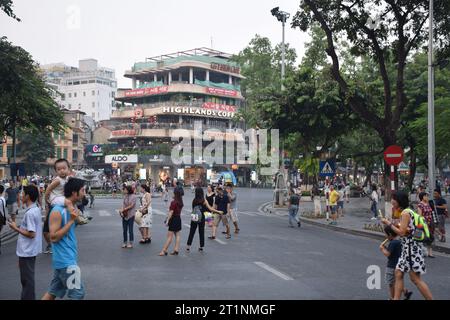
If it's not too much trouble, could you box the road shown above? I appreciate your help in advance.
[1,188,449,299]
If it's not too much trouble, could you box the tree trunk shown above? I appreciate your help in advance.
[353,161,358,184]
[407,148,417,192]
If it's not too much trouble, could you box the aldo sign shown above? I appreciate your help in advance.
[105,154,138,164]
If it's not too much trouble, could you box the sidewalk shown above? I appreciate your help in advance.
[263,195,450,254]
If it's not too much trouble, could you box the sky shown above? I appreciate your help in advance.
[0,0,310,88]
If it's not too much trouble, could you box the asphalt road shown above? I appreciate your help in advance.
[1,188,449,300]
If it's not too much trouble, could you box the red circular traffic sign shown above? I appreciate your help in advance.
[384,145,404,166]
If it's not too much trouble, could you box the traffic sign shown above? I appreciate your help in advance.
[319,160,335,177]
[384,145,404,166]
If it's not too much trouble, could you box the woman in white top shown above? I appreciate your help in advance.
[137,184,152,244]
[370,184,379,220]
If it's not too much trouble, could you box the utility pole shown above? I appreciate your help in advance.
[428,0,436,194]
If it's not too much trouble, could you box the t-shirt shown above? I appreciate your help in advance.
[216,194,230,215]
[16,203,43,257]
[5,187,19,205]
[329,190,340,206]
[338,190,345,202]
[371,191,379,203]
[228,192,237,209]
[290,194,300,205]
[432,198,447,216]
[386,239,402,269]
[170,200,183,217]
[51,205,77,269]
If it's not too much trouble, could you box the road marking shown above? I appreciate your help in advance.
[239,212,257,217]
[152,209,166,216]
[214,238,227,245]
[98,210,112,217]
[254,262,294,281]
[183,223,191,228]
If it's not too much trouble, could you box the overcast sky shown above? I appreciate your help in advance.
[0,0,309,87]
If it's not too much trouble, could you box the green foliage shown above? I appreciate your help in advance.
[17,129,55,174]
[0,0,20,21]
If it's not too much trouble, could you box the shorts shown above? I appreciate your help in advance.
[7,203,18,216]
[330,205,338,213]
[48,266,85,300]
[214,213,228,227]
[385,267,395,286]
[337,201,344,209]
[437,215,446,232]
[227,208,238,223]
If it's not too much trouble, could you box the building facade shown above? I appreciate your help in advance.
[109,48,249,185]
[42,59,117,122]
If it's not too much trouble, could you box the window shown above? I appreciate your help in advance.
[92,102,95,108]
[74,92,77,98]
[73,134,79,144]
[92,90,95,96]
[68,93,72,98]
[63,148,68,159]
[68,104,72,109]
[98,90,99,95]
[73,150,78,161]
[92,112,95,118]
[61,94,65,101]
[56,148,61,159]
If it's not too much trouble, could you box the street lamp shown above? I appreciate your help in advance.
[271,7,290,90]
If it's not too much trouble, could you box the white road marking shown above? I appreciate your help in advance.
[183,223,191,228]
[214,238,227,245]
[152,208,166,216]
[239,212,257,217]
[254,262,294,281]
[98,210,112,217]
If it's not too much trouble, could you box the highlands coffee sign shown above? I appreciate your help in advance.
[124,86,169,98]
[162,106,235,119]
[105,154,138,164]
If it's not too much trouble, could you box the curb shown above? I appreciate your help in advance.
[263,205,450,255]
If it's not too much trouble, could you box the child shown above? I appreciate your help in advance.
[379,225,413,300]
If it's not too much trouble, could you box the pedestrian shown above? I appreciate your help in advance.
[328,185,340,225]
[7,185,42,300]
[324,184,330,220]
[88,191,95,208]
[381,191,433,300]
[312,184,322,217]
[206,185,216,235]
[119,185,137,249]
[159,188,184,256]
[5,180,20,223]
[44,159,78,253]
[163,185,169,204]
[175,181,184,197]
[288,188,301,228]
[337,185,345,218]
[345,183,350,203]
[0,185,8,255]
[186,187,222,252]
[112,182,117,198]
[370,184,379,221]
[42,178,86,300]
[210,186,231,240]
[379,225,413,300]
[226,184,240,234]
[136,184,152,244]
[430,189,448,243]
[417,192,435,258]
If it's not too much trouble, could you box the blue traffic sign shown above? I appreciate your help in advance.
[319,160,336,177]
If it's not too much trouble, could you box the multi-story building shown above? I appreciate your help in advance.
[0,110,91,178]
[109,48,249,185]
[42,59,117,122]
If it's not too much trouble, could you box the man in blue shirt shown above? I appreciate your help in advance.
[8,185,42,300]
[42,178,86,300]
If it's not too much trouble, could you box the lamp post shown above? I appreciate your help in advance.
[271,7,290,90]
[428,0,436,194]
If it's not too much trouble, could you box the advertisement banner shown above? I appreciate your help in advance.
[206,87,238,97]
[105,154,138,164]
[124,86,169,98]
[202,102,237,113]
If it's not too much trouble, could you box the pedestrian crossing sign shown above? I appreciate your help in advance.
[319,160,335,177]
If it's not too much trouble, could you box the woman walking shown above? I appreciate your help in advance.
[137,184,152,244]
[187,187,223,252]
[206,185,216,237]
[382,191,433,300]
[159,188,183,256]
[417,192,435,258]
[119,185,137,248]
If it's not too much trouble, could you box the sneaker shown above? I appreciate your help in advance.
[44,245,52,254]
[371,217,377,221]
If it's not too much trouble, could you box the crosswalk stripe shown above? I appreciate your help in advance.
[239,212,257,217]
[254,262,293,280]
[214,238,227,245]
[98,210,112,217]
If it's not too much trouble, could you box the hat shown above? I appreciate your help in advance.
[4,183,10,188]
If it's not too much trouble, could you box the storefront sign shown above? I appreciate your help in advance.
[124,86,169,98]
[202,102,236,113]
[105,154,138,164]
[112,129,137,137]
[85,144,104,157]
[162,106,234,119]
[210,63,240,75]
[134,108,144,118]
[206,87,238,97]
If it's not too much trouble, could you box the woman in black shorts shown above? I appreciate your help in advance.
[159,188,183,256]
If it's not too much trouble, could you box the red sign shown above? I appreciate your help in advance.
[124,86,169,98]
[112,130,137,137]
[206,87,238,97]
[384,145,404,166]
[202,102,237,113]
[134,108,144,117]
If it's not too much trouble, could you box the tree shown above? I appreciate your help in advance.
[17,129,55,174]
[0,0,20,21]
[292,0,450,192]
[0,37,66,172]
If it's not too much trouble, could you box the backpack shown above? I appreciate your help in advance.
[191,205,203,223]
[405,208,431,242]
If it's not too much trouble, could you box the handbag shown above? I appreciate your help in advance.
[135,210,143,225]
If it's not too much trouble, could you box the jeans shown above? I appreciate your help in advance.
[371,201,378,218]
[122,217,135,243]
[288,205,300,226]
[19,256,36,300]
[187,220,205,248]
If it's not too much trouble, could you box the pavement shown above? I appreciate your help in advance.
[262,194,450,254]
[1,188,449,300]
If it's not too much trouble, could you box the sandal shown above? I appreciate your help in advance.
[208,236,216,240]
[159,251,168,256]
[225,234,231,239]
[139,239,146,244]
[145,238,151,244]
[170,251,179,256]
[127,244,133,248]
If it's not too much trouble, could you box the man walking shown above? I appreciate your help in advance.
[42,178,86,300]
[431,189,448,243]
[226,184,240,234]
[288,188,301,228]
[211,186,231,240]
[5,180,20,223]
[7,185,42,300]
